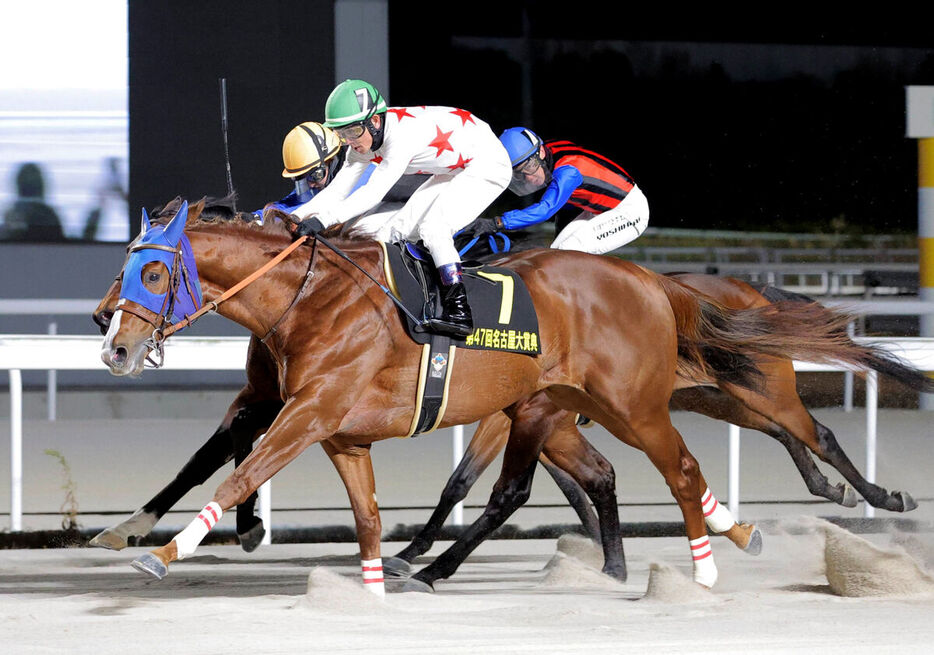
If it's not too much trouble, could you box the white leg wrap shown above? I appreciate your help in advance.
[361,558,385,597]
[690,535,718,588]
[702,487,735,534]
[173,502,222,560]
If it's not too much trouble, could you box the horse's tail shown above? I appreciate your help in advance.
[656,275,934,394]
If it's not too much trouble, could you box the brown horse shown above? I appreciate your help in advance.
[98,197,928,593]
[92,263,919,574]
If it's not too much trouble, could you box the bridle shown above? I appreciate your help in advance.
[114,203,426,368]
[118,232,312,368]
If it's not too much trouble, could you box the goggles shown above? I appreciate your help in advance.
[292,164,329,196]
[508,152,547,196]
[335,122,367,142]
[514,153,543,176]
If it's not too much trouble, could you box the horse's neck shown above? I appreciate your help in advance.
[189,230,386,342]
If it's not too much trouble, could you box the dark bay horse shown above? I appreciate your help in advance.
[98,197,930,593]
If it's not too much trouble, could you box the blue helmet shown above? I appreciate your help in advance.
[499,127,542,168]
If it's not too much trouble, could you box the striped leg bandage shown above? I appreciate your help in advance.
[362,558,385,597]
[690,535,718,588]
[173,502,222,560]
[702,487,735,534]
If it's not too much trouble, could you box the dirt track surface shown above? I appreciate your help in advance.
[2,527,934,654]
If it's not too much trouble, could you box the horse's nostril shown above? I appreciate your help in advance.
[94,311,113,335]
[111,346,128,367]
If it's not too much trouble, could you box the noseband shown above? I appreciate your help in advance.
[118,240,205,368]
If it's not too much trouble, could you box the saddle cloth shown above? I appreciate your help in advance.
[379,241,542,438]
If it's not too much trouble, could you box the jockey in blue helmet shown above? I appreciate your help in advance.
[461,127,650,255]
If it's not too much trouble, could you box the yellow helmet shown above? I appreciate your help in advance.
[281,122,342,178]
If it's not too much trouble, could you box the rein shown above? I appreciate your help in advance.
[160,235,310,339]
[314,233,426,329]
[124,225,426,368]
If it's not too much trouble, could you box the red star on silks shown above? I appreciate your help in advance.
[447,153,472,171]
[428,126,454,157]
[450,108,475,125]
[387,108,414,121]
[370,156,383,164]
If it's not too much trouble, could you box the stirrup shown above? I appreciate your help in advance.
[426,316,473,338]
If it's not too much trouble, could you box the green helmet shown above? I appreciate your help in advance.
[323,79,387,128]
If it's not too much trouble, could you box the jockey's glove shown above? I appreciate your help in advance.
[461,215,504,238]
[292,216,325,239]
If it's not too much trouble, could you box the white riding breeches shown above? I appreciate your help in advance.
[352,153,511,268]
[550,184,650,255]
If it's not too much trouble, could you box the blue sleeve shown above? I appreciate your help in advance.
[253,188,315,216]
[501,165,582,230]
[349,163,376,195]
[252,162,376,217]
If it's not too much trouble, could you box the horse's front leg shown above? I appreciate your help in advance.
[130,392,345,582]
[90,397,281,551]
[321,440,385,596]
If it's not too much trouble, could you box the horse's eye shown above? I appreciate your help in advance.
[147,272,161,283]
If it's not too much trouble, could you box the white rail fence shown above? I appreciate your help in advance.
[3,335,933,534]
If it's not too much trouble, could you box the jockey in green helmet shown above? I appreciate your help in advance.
[293,79,512,339]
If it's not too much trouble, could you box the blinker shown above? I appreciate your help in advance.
[119,201,203,326]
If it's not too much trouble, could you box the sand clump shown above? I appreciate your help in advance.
[298,566,391,613]
[823,522,934,597]
[539,534,624,590]
[540,551,626,590]
[641,562,716,603]
[553,533,606,569]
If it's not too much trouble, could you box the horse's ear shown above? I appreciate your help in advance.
[139,207,150,236]
[163,200,189,246]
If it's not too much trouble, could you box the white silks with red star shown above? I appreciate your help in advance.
[294,105,512,267]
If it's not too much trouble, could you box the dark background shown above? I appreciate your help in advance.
[129,0,336,218]
[130,3,934,234]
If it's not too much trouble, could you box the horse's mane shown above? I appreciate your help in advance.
[148,194,363,244]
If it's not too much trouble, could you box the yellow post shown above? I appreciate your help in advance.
[921,138,934,409]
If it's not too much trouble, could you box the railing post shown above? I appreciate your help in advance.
[452,424,464,526]
[728,424,741,519]
[256,432,272,545]
[10,369,23,532]
[47,322,57,421]
[864,370,878,519]
[844,321,855,412]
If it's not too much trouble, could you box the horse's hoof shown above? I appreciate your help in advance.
[89,529,127,551]
[602,564,628,582]
[838,483,858,508]
[383,556,412,578]
[238,521,266,553]
[401,577,434,593]
[743,525,763,556]
[895,491,918,512]
[131,553,167,580]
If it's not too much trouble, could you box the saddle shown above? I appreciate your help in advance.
[381,241,541,355]
[380,240,542,437]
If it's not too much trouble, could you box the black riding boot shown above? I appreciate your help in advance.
[428,281,474,338]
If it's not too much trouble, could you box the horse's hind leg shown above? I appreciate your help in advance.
[589,390,717,587]
[386,412,511,576]
[405,392,557,591]
[721,361,916,512]
[537,416,626,581]
[538,452,602,543]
